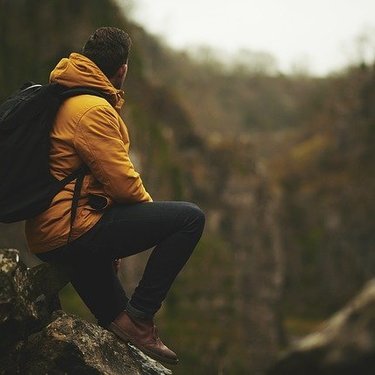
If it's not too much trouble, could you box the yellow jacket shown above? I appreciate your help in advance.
[25,53,152,254]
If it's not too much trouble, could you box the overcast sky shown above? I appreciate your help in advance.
[124,0,375,75]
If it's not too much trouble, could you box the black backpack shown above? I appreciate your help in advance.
[0,82,107,231]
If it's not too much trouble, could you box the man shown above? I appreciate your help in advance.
[25,27,205,365]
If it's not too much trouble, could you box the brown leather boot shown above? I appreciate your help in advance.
[108,311,179,365]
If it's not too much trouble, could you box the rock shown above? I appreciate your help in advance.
[19,311,171,375]
[267,278,375,375]
[0,249,172,375]
[127,343,173,375]
[0,248,68,351]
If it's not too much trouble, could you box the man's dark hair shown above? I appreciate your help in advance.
[82,27,132,78]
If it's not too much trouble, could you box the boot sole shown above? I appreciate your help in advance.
[109,322,179,365]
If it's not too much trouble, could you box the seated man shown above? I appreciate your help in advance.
[25,27,205,365]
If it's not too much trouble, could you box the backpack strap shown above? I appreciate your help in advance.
[55,165,89,189]
[59,86,111,102]
[64,165,90,244]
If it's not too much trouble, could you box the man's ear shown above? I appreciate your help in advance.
[110,63,128,89]
[118,63,128,79]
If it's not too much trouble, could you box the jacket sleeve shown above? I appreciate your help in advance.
[74,104,152,203]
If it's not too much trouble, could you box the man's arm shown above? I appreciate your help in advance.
[74,104,152,203]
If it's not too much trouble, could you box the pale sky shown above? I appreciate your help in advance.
[124,0,375,75]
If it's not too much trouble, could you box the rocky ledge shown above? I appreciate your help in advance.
[0,248,172,375]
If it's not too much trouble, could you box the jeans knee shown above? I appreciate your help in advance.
[184,202,205,233]
[194,204,206,229]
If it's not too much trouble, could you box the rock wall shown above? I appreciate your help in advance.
[0,249,172,375]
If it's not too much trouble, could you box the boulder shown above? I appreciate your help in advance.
[0,248,66,351]
[0,249,172,375]
[268,279,375,375]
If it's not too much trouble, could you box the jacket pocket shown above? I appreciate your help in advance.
[88,193,111,211]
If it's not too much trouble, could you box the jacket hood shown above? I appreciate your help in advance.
[50,53,124,110]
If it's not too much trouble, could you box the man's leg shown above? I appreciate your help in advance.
[39,201,205,363]
[95,201,205,319]
[37,228,130,327]
[97,200,205,364]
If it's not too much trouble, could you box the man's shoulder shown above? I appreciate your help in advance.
[65,93,112,110]
[59,93,117,122]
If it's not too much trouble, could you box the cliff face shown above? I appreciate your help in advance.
[0,248,172,375]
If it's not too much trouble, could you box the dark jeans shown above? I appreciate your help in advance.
[37,201,205,326]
